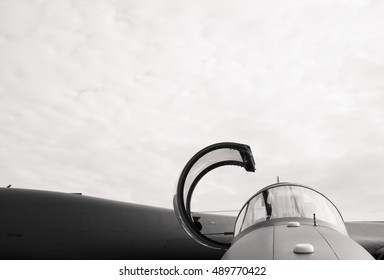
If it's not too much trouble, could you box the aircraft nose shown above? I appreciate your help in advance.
[222,224,337,260]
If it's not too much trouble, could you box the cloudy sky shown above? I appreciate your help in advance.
[1,0,384,221]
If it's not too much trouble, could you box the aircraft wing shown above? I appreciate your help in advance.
[345,221,384,259]
[0,188,227,259]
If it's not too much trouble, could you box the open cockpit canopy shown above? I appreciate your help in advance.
[174,142,255,250]
[174,142,347,251]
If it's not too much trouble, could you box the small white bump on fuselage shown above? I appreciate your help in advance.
[294,243,315,254]
[287,221,300,227]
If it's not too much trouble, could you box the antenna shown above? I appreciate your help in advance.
[313,213,317,226]
[277,176,280,183]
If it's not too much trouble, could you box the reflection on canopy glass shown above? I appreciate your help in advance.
[234,184,347,236]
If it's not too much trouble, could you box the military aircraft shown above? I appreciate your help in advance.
[1,142,383,259]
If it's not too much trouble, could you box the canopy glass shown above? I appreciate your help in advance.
[234,183,347,236]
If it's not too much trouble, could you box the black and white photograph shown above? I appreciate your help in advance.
[1,0,384,274]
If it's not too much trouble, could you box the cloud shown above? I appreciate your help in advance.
[1,0,384,221]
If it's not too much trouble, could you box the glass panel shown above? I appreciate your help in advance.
[235,185,347,236]
[182,149,243,208]
[234,205,247,236]
[241,195,268,233]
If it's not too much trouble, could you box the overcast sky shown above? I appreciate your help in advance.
[1,0,384,221]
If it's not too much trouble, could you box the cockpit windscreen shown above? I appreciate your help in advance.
[234,184,347,236]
